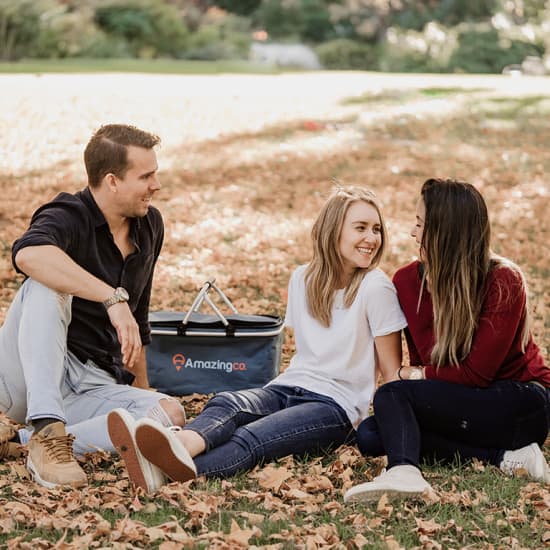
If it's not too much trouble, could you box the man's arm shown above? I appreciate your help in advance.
[16,244,114,300]
[15,245,142,368]
[131,347,152,390]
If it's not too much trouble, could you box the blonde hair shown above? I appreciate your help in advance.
[305,186,387,327]
[420,178,530,367]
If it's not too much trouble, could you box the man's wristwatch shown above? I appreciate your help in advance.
[102,287,129,309]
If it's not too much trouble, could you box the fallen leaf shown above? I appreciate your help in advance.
[252,465,293,492]
[227,519,261,546]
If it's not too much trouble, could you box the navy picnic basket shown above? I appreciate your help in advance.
[146,279,284,395]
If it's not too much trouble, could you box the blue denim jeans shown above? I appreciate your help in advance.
[184,384,354,478]
[0,278,177,455]
[356,379,550,469]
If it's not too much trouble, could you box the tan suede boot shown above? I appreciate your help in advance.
[27,422,87,488]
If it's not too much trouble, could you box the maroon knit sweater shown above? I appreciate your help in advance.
[393,261,550,387]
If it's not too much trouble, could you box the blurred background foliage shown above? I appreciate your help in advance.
[0,0,549,72]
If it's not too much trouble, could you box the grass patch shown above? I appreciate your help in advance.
[419,86,488,96]
[472,95,550,119]
[0,58,283,75]
[342,86,487,105]
[341,89,416,105]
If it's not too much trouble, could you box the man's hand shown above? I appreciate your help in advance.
[107,301,142,368]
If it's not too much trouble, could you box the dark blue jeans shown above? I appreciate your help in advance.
[184,384,354,478]
[357,379,550,469]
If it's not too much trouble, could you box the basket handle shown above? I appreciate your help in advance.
[180,279,238,336]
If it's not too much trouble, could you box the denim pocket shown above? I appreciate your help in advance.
[65,353,116,394]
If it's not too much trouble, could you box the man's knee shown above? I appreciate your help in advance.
[23,279,72,323]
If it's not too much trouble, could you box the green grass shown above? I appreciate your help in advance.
[471,95,550,120]
[341,89,416,105]
[0,58,284,75]
[3,458,544,548]
[419,86,488,96]
[341,86,487,105]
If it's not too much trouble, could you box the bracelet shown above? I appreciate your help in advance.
[398,365,405,380]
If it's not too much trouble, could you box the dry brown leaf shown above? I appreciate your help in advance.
[301,474,334,492]
[227,519,261,547]
[323,500,342,516]
[252,465,293,492]
[282,487,316,502]
[0,518,15,534]
[376,493,393,517]
[415,517,443,535]
[268,510,289,522]
[384,535,404,550]
[10,463,30,480]
[4,501,33,522]
[239,511,265,525]
[368,517,385,529]
[418,533,443,549]
[353,533,370,549]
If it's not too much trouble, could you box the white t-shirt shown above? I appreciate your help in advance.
[269,264,407,428]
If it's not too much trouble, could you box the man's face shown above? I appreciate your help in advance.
[115,146,160,218]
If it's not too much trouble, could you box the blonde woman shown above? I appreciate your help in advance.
[345,178,550,503]
[107,186,407,489]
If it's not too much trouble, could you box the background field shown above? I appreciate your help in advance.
[0,71,549,548]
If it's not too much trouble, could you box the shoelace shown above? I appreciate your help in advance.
[40,434,76,463]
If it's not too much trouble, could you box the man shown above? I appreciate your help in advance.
[0,124,185,491]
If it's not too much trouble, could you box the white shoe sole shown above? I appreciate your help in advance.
[135,419,197,483]
[344,482,429,503]
[27,455,61,489]
[107,409,165,493]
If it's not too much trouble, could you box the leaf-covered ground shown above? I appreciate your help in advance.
[0,73,549,548]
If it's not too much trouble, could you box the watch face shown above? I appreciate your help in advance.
[117,287,129,301]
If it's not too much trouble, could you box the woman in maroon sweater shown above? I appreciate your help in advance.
[345,178,550,503]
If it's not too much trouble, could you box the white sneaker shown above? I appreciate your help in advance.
[107,408,166,493]
[344,465,432,503]
[500,443,550,482]
[135,419,197,483]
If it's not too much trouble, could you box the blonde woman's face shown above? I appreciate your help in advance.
[339,201,382,278]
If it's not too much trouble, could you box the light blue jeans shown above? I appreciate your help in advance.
[0,279,175,456]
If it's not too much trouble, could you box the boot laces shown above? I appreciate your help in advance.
[41,434,76,463]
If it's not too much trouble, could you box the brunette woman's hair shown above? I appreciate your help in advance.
[305,186,387,327]
[420,178,530,366]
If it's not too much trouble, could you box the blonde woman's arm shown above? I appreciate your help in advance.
[374,331,403,383]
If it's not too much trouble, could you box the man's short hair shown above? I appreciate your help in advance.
[84,124,161,187]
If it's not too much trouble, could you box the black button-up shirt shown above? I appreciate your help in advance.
[12,187,164,383]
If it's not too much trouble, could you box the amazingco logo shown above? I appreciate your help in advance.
[172,353,247,373]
